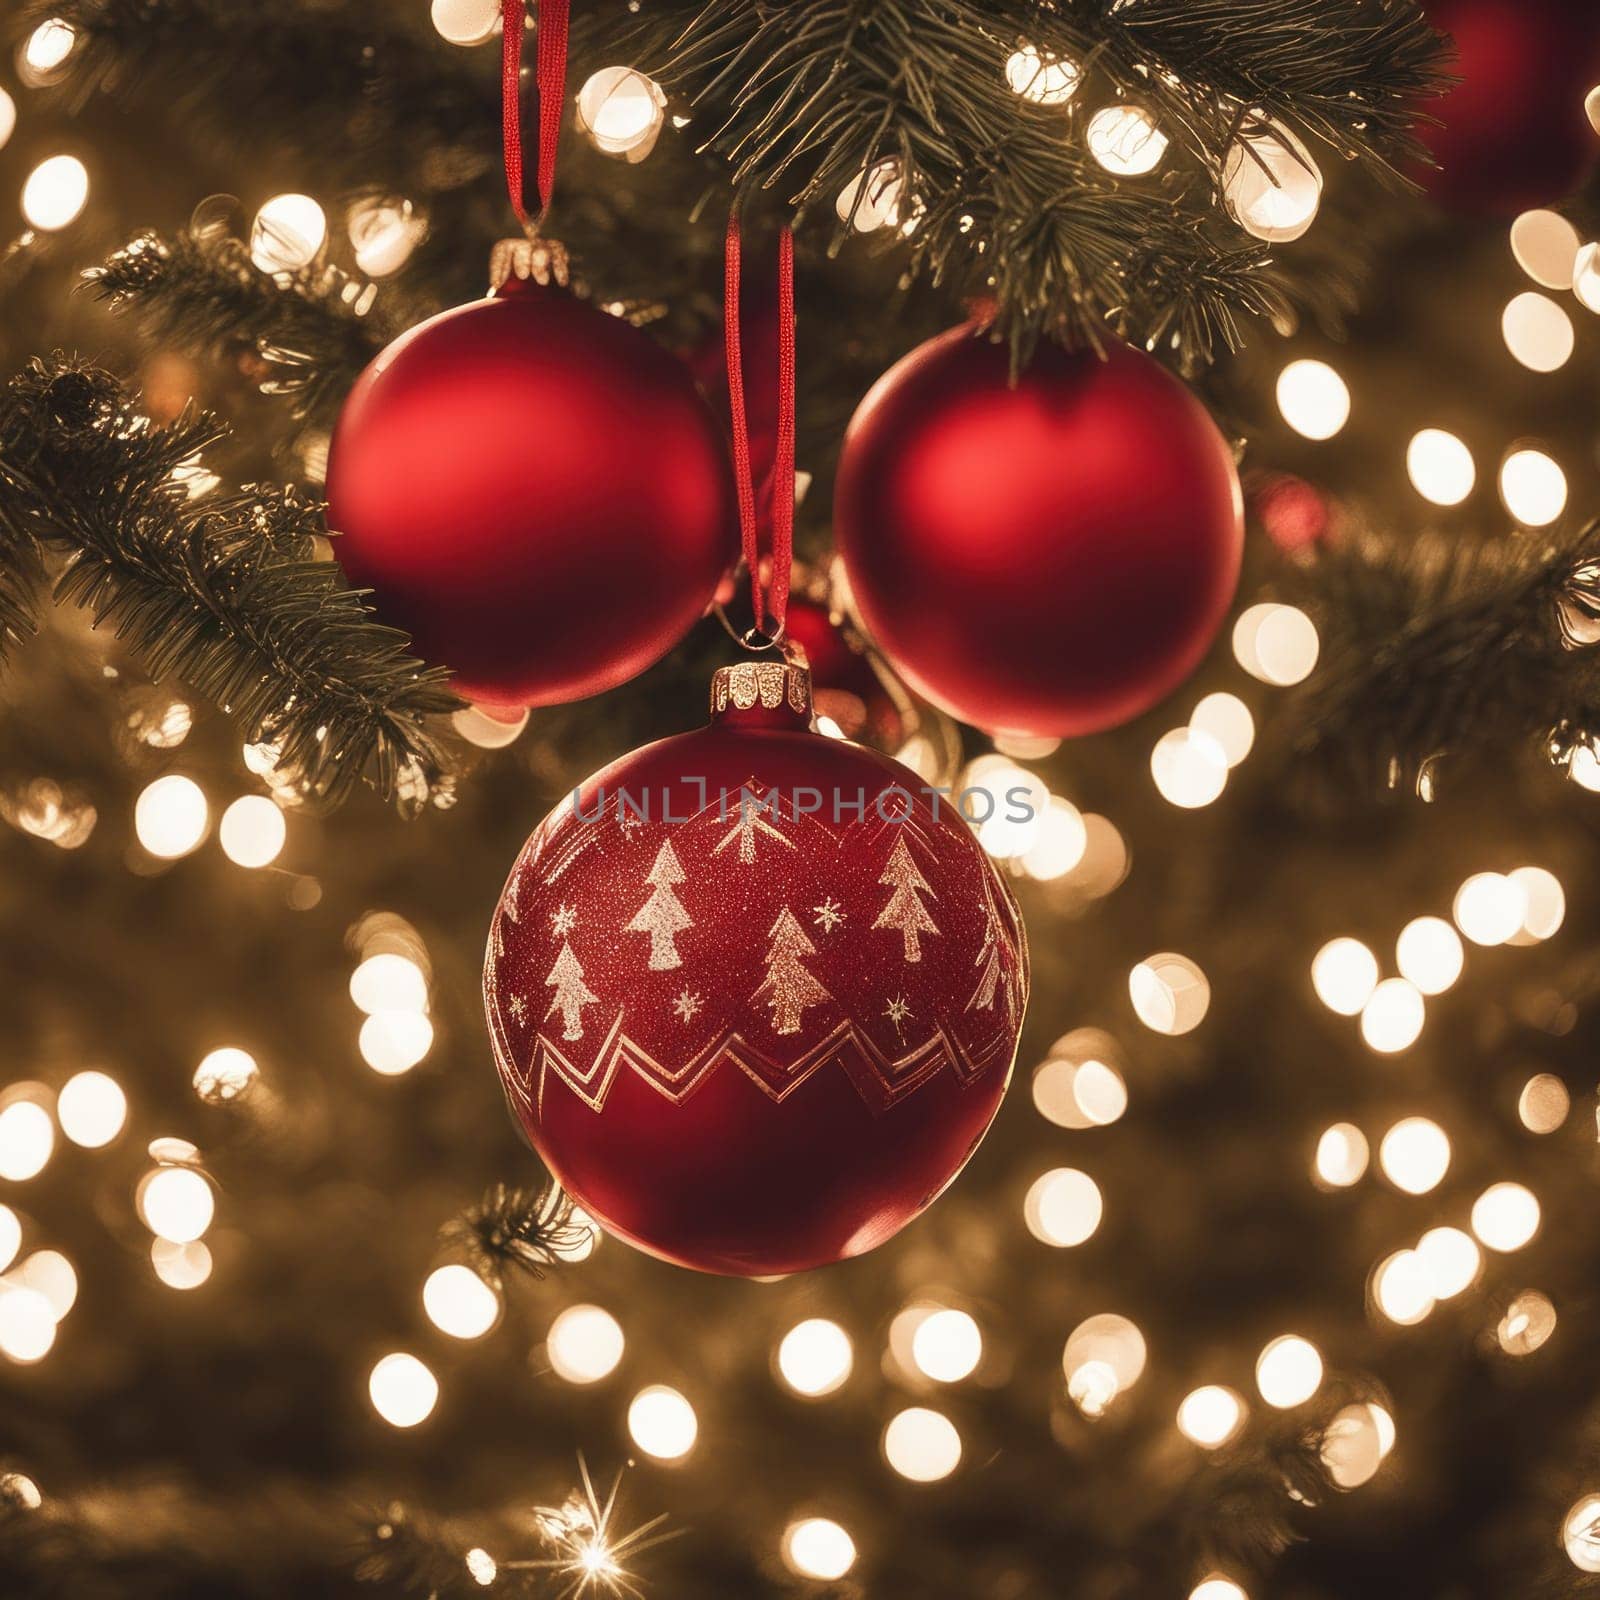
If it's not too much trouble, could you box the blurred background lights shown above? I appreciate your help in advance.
[911,1308,982,1383]
[547,1303,624,1384]
[1233,602,1320,686]
[250,193,327,275]
[962,757,1047,859]
[1508,865,1564,942]
[1020,796,1087,880]
[134,775,209,859]
[777,1318,852,1397]
[55,1070,126,1148]
[349,952,429,1015]
[1471,1182,1540,1252]
[1151,727,1228,808]
[348,196,425,278]
[0,88,13,151]
[1276,359,1349,440]
[1498,1289,1556,1356]
[14,1249,77,1320]
[1378,1117,1450,1195]
[782,1518,856,1581]
[1086,105,1167,175]
[1373,1248,1435,1325]
[21,154,88,233]
[1314,1122,1369,1188]
[422,1264,500,1340]
[627,1385,697,1460]
[1510,208,1580,288]
[430,0,500,46]
[836,157,908,233]
[1063,1313,1147,1405]
[0,1096,54,1181]
[451,703,530,750]
[1575,241,1600,314]
[1024,1167,1103,1247]
[1395,917,1464,995]
[1190,692,1254,767]
[193,1046,258,1104]
[1360,977,1425,1054]
[1255,1335,1323,1408]
[218,795,286,868]
[1499,448,1567,526]
[138,1166,214,1243]
[21,18,77,81]
[1177,1385,1245,1448]
[1453,872,1528,946]
[575,67,668,161]
[0,1472,42,1509]
[1518,1073,1570,1135]
[1031,1031,1129,1130]
[1129,952,1209,1035]
[1189,1580,1247,1600]
[0,1206,19,1274]
[358,1010,434,1075]
[1406,429,1476,506]
[1416,1226,1480,1299]
[0,1285,57,1363]
[1005,44,1080,104]
[1221,119,1322,243]
[151,1237,213,1291]
[1565,1496,1600,1573]
[1501,291,1574,371]
[368,1352,438,1427]
[1311,937,1379,1016]
[883,1406,961,1482]
[1321,1402,1389,1489]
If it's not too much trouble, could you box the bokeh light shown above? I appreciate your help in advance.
[0,1096,54,1182]
[1415,1226,1480,1298]
[137,1166,215,1243]
[1190,692,1254,767]
[1085,105,1167,175]
[358,1011,434,1075]
[1151,727,1228,808]
[349,953,428,1014]
[777,1318,853,1398]
[422,1264,500,1340]
[134,775,209,859]
[627,1385,697,1460]
[1255,1335,1322,1408]
[1510,208,1580,288]
[1501,291,1574,371]
[1406,429,1476,506]
[250,193,327,274]
[575,67,667,160]
[1189,1580,1247,1600]
[218,796,286,868]
[1452,872,1527,947]
[193,1047,259,1104]
[368,1352,438,1427]
[912,1309,982,1383]
[1276,360,1349,440]
[1233,603,1320,685]
[21,154,89,231]
[1314,1123,1369,1188]
[1005,44,1080,104]
[1508,866,1564,942]
[1565,1496,1600,1573]
[430,0,499,46]
[1498,1289,1556,1356]
[547,1304,625,1385]
[0,1285,57,1363]
[14,1249,76,1320]
[1518,1074,1570,1135]
[1360,978,1425,1054]
[0,1205,19,1274]
[151,1238,213,1290]
[1020,797,1088,880]
[1311,938,1379,1016]
[883,1406,962,1481]
[1177,1385,1245,1448]
[1471,1183,1540,1252]
[1372,1249,1435,1325]
[782,1518,856,1580]
[1129,953,1209,1035]
[1024,1168,1103,1247]
[1063,1314,1147,1410]
[1395,917,1464,995]
[1378,1117,1450,1195]
[55,1070,126,1148]
[1499,449,1567,526]
[1321,1402,1388,1489]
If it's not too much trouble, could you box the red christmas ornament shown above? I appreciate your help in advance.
[1419,0,1600,214]
[483,659,1029,1276]
[327,278,735,709]
[834,328,1243,740]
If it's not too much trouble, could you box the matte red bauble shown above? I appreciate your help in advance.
[483,660,1028,1276]
[834,329,1243,740]
[1419,0,1600,214]
[327,279,735,708]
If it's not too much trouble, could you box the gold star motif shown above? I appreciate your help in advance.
[812,897,845,933]
[551,904,578,937]
[672,989,703,1023]
[508,995,529,1024]
[884,994,912,1038]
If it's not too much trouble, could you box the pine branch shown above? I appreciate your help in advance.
[86,226,410,426]
[439,1182,588,1291]
[1281,521,1600,797]
[0,357,461,812]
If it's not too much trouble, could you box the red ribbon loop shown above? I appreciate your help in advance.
[501,0,569,225]
[724,218,796,638]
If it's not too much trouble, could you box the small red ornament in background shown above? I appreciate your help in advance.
[484,659,1028,1276]
[1251,472,1333,555]
[834,328,1243,740]
[1419,0,1600,214]
[326,281,735,708]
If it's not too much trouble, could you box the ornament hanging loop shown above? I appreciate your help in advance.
[501,0,569,228]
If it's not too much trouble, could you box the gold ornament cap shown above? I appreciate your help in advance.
[710,659,814,729]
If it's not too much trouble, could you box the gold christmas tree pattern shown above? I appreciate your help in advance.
[625,841,691,970]
[754,907,832,1035]
[874,833,939,961]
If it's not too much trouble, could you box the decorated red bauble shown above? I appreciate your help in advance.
[483,658,1029,1276]
[327,278,735,708]
[1419,0,1600,214]
[834,328,1243,740]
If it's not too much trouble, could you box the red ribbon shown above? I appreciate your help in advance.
[724,219,795,638]
[501,0,569,224]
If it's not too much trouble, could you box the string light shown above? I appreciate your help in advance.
[20,18,77,84]
[219,795,286,868]
[1360,978,1425,1054]
[422,1265,500,1340]
[1565,1496,1600,1573]
[1020,797,1088,880]
[1177,1385,1246,1448]
[193,1047,259,1104]
[1406,429,1476,506]
[134,775,209,859]
[1498,1289,1556,1356]
[1372,1249,1435,1325]
[137,1166,215,1243]
[1255,1334,1322,1408]
[1498,448,1567,527]
[836,157,910,233]
[1508,866,1564,942]
[368,1352,438,1427]
[55,1070,127,1148]
[358,1011,434,1075]
[1314,1123,1369,1188]
[0,1205,19,1274]
[0,1095,54,1182]
[1086,105,1168,175]
[1575,242,1600,314]
[1220,117,1322,242]
[1233,603,1320,685]
[1150,727,1229,808]
[1129,953,1209,1035]
[349,952,429,1014]
[250,193,327,275]
[1311,938,1379,1016]
[1395,917,1464,995]
[911,1309,982,1383]
[1518,1074,1570,1134]
[1502,292,1575,371]
[1276,360,1349,440]
[776,1318,853,1397]
[0,1285,57,1364]
[20,153,88,232]
[782,1518,856,1581]
[547,1304,625,1384]
[1471,1182,1540,1252]
[575,68,667,162]
[1452,872,1527,946]
[151,1238,213,1290]
[14,1249,77,1320]
[883,1406,962,1481]
[1510,208,1580,289]
[430,0,500,46]
[452,703,531,750]
[1004,44,1080,104]
[1415,1226,1480,1298]
[1378,1117,1450,1195]
[1321,1402,1389,1489]
[1190,1579,1247,1600]
[1063,1314,1147,1413]
[627,1385,697,1461]
[1190,693,1254,767]
[348,197,426,278]
[1024,1168,1103,1247]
